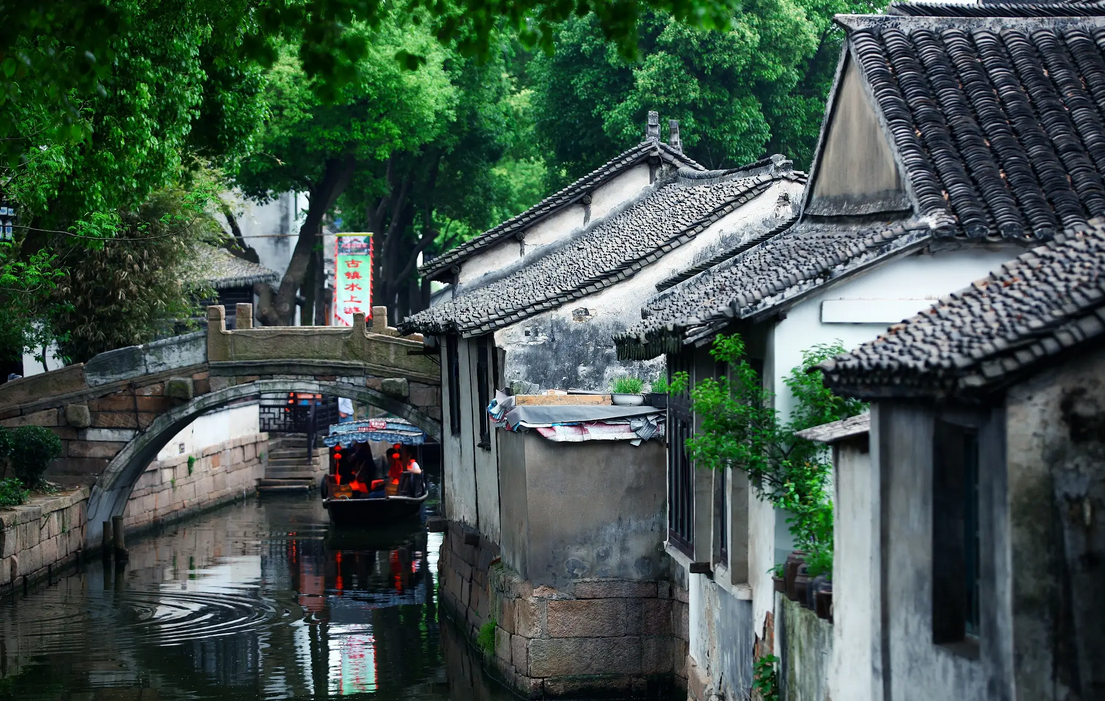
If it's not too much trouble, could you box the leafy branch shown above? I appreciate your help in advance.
[670,334,864,577]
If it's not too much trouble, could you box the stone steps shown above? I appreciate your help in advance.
[256,478,316,492]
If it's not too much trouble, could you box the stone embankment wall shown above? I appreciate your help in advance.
[0,487,89,592]
[123,433,267,532]
[1,431,268,599]
[438,522,690,699]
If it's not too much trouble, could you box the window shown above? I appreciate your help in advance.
[932,419,981,646]
[668,354,694,555]
[476,337,491,450]
[447,335,461,436]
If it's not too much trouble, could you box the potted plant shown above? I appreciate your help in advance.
[646,376,670,409]
[610,376,645,406]
[815,582,833,622]
[771,563,785,593]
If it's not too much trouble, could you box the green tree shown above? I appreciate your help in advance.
[532,0,878,185]
[670,335,865,576]
[234,18,458,325]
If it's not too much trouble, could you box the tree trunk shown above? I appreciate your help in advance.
[256,155,355,326]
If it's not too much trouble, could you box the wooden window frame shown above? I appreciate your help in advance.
[447,335,461,436]
[932,418,981,649]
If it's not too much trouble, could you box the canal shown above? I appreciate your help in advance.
[0,495,514,701]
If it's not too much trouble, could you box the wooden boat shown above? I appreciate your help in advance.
[321,418,429,527]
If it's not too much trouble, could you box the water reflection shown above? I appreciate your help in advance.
[0,495,513,701]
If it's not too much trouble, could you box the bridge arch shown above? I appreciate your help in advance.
[85,378,441,546]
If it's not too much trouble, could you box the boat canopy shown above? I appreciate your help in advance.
[324,418,426,448]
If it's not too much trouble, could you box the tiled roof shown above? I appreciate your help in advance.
[400,163,801,337]
[821,217,1105,399]
[419,140,703,280]
[614,215,946,360]
[184,246,279,290]
[888,2,1105,19]
[794,412,871,444]
[838,10,1105,240]
[616,5,1105,360]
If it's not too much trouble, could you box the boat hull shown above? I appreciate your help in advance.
[324,494,426,527]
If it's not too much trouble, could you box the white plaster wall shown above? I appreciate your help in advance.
[589,163,652,221]
[457,164,651,287]
[20,338,64,377]
[442,343,477,527]
[749,242,1020,639]
[828,441,877,701]
[494,180,804,391]
[218,190,306,279]
[155,403,260,461]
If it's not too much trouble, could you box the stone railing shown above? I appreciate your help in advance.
[206,304,437,385]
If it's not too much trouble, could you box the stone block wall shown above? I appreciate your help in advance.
[780,597,832,701]
[439,521,500,639]
[123,433,268,532]
[438,521,688,699]
[0,487,89,591]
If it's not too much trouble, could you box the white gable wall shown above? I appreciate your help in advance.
[747,242,1022,638]
[456,164,654,289]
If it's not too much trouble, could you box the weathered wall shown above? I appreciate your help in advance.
[0,488,88,592]
[807,56,908,216]
[496,180,802,394]
[440,340,476,528]
[755,243,1020,616]
[483,564,683,699]
[874,403,1014,701]
[780,597,833,701]
[124,432,267,533]
[508,434,666,588]
[1005,343,1105,700]
[683,570,755,701]
[828,438,878,701]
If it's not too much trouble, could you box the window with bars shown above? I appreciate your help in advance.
[668,353,694,555]
[476,337,491,450]
[447,335,461,436]
[932,419,981,647]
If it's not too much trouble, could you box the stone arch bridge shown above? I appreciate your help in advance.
[0,304,440,546]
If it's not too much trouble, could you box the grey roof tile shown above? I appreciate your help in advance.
[419,140,703,280]
[401,163,797,337]
[183,246,279,290]
[821,217,1105,397]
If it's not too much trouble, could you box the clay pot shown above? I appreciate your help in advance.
[793,564,810,607]
[784,551,806,601]
[816,586,833,622]
[808,573,829,610]
[773,575,785,593]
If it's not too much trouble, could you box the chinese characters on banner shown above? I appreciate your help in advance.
[333,233,373,326]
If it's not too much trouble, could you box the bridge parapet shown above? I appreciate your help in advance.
[206,305,436,384]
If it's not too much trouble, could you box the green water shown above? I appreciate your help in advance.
[0,495,512,701]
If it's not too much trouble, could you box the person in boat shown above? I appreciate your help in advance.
[398,455,424,497]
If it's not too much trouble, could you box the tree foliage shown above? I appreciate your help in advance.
[48,183,223,363]
[670,335,865,576]
[531,0,879,185]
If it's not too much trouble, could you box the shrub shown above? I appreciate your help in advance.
[611,376,644,394]
[2,426,63,489]
[0,478,30,507]
[477,618,497,654]
[753,654,780,701]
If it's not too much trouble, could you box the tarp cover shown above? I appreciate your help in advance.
[324,418,426,448]
[488,392,664,444]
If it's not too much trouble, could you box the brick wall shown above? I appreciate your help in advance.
[438,520,690,699]
[0,487,89,592]
[123,433,268,532]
